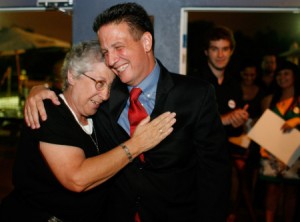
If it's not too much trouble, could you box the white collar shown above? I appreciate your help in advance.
[59,93,93,135]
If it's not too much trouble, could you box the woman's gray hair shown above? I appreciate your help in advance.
[61,40,104,90]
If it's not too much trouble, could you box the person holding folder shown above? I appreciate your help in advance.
[260,60,300,222]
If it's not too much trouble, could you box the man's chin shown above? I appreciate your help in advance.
[119,76,131,85]
[210,62,227,71]
[215,65,226,71]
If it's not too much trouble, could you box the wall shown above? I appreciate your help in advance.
[1,0,299,73]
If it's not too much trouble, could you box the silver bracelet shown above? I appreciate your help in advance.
[120,143,133,162]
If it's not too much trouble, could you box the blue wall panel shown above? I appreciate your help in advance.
[1,0,299,72]
[73,0,300,73]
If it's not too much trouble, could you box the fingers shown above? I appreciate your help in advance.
[147,111,176,145]
[132,112,176,153]
[243,104,249,111]
[158,123,175,138]
[138,116,151,126]
[48,92,61,106]
[281,123,292,133]
[150,111,176,127]
[230,115,245,128]
[137,112,176,130]
[24,100,34,128]
[151,112,176,133]
[230,109,249,128]
[24,96,43,129]
[157,112,176,135]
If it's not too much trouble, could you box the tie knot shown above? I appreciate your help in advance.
[130,88,142,101]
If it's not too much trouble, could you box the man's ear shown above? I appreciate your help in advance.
[204,50,208,56]
[142,32,153,52]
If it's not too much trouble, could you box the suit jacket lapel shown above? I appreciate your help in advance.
[109,78,129,122]
[151,60,174,118]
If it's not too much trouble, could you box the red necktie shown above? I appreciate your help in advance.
[128,88,148,163]
[128,88,147,222]
[128,88,148,135]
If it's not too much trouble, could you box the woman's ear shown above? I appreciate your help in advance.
[142,32,153,52]
[67,71,75,86]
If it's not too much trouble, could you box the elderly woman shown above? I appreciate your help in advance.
[0,41,176,221]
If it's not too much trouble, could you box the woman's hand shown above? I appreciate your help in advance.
[130,112,176,153]
[281,117,300,133]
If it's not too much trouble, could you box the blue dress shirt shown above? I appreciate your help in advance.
[118,61,160,135]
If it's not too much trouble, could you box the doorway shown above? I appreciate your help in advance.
[180,7,300,75]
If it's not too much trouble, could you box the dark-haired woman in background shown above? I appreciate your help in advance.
[260,60,300,222]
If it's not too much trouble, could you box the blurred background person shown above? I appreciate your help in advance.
[194,26,249,135]
[260,60,300,222]
[240,61,265,126]
[227,61,265,222]
[189,25,249,222]
[259,53,277,96]
[239,60,265,189]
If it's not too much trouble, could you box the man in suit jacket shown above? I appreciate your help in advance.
[24,2,230,222]
[94,3,230,221]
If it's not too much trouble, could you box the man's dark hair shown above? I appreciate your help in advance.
[93,2,155,49]
[204,26,236,50]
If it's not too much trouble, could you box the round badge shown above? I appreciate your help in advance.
[228,99,236,109]
[293,106,300,114]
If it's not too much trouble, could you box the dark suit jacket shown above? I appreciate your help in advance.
[94,61,230,222]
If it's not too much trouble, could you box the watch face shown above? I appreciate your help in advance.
[228,99,236,109]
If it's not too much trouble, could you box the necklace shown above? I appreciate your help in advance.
[89,127,100,154]
[59,94,100,154]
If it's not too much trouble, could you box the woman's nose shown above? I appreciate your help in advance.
[98,86,110,101]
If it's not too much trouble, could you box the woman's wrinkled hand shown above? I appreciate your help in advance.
[131,112,176,153]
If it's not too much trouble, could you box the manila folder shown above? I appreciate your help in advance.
[248,109,300,167]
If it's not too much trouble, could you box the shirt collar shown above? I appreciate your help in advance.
[128,60,160,96]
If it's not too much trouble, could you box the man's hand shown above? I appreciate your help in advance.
[222,104,249,128]
[24,85,60,129]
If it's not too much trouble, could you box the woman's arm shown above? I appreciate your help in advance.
[39,112,176,192]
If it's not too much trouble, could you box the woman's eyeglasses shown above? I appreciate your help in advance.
[81,73,109,91]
